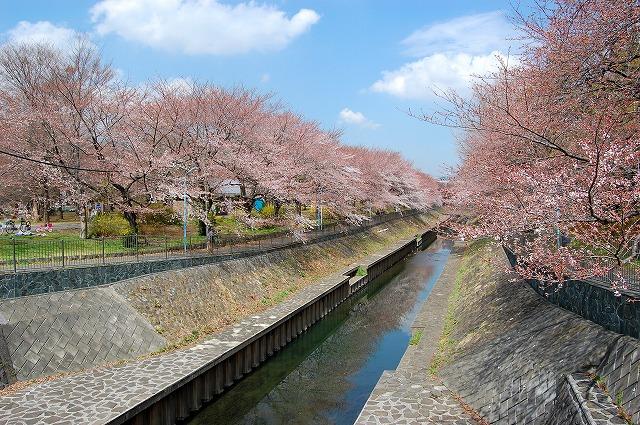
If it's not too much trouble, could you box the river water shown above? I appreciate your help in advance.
[187,239,452,425]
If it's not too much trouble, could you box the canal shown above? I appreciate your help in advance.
[187,239,452,425]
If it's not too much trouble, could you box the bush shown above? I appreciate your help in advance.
[258,203,276,219]
[89,212,133,237]
[140,203,180,226]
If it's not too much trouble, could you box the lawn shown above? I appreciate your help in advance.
[0,214,288,267]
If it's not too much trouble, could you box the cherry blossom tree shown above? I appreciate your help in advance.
[0,40,439,240]
[427,0,640,290]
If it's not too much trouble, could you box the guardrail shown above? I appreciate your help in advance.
[0,210,419,274]
[503,246,640,294]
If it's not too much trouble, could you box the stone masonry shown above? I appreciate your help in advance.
[0,287,166,381]
[439,244,637,424]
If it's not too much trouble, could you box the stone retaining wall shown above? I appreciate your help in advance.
[503,246,640,423]
[504,247,640,339]
[550,373,628,425]
[0,287,166,382]
[596,337,640,423]
[438,244,635,425]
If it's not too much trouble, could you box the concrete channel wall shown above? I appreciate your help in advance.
[118,231,435,425]
[0,230,436,425]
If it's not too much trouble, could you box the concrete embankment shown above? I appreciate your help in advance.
[436,242,637,424]
[0,215,431,387]
[0,225,436,424]
[358,240,640,424]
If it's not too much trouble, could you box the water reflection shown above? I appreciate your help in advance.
[188,240,451,425]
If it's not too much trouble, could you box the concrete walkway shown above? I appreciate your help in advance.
[355,242,480,424]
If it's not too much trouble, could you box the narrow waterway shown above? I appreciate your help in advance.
[187,239,452,425]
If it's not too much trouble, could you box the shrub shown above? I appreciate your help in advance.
[89,212,133,237]
[140,203,180,226]
[258,203,276,219]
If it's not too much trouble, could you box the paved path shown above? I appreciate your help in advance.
[355,242,479,424]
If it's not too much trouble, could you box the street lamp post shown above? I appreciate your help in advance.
[177,165,197,254]
[316,189,323,230]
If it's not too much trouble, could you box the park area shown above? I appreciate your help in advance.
[0,202,362,271]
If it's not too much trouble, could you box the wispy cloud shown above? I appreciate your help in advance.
[402,11,513,57]
[91,0,320,55]
[339,108,380,129]
[371,11,517,99]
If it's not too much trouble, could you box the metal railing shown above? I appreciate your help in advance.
[0,210,419,273]
[504,245,640,294]
[590,258,640,293]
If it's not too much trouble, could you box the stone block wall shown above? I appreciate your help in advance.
[549,373,628,425]
[0,313,16,387]
[0,287,166,383]
[440,245,636,425]
[504,247,640,339]
[597,336,640,423]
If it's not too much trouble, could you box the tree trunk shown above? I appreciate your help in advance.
[197,219,207,236]
[59,207,64,220]
[274,200,282,217]
[79,204,88,239]
[123,211,139,234]
[43,187,50,224]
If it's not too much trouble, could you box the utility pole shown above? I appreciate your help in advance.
[178,165,197,254]
[183,175,188,253]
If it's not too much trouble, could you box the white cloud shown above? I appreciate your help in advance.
[371,11,517,100]
[339,108,380,129]
[5,21,81,50]
[371,51,507,100]
[91,0,320,55]
[402,11,513,57]
[260,73,271,83]
[165,77,194,93]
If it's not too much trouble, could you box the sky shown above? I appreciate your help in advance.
[0,0,529,178]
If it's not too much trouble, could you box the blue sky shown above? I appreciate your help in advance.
[0,1,527,177]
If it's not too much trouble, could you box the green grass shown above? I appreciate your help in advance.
[429,274,462,375]
[0,214,284,264]
[428,243,488,375]
[213,215,285,236]
[409,330,423,346]
[356,265,367,276]
[260,287,297,306]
